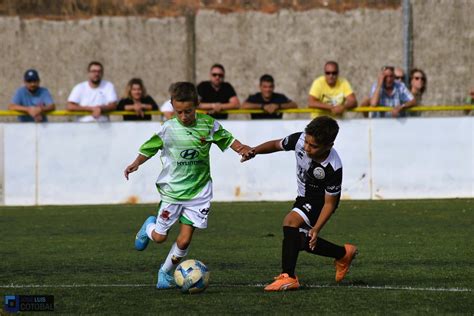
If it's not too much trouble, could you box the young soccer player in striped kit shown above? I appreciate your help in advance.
[124,82,252,289]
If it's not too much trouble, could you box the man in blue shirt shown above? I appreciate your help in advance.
[369,66,416,118]
[9,69,55,122]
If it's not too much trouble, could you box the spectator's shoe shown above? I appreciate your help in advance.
[334,243,358,282]
[264,273,300,292]
[157,266,176,289]
[134,216,156,251]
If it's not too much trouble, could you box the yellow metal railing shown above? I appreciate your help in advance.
[0,105,473,116]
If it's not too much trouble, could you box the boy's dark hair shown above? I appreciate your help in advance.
[87,61,103,71]
[305,116,339,145]
[210,63,225,73]
[170,82,198,105]
[259,74,274,84]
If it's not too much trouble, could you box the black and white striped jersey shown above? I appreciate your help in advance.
[281,132,342,200]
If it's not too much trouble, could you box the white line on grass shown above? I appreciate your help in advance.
[0,283,471,293]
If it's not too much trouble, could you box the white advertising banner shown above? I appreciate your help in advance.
[2,117,473,205]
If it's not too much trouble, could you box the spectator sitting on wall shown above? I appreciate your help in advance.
[409,68,427,105]
[67,61,118,122]
[369,66,416,118]
[308,61,357,118]
[117,78,158,121]
[9,69,55,122]
[159,83,176,121]
[467,88,474,104]
[407,68,427,117]
[197,63,240,120]
[241,74,298,119]
[359,66,407,117]
[394,67,405,83]
[465,87,474,116]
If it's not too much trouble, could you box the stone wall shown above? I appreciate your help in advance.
[0,0,472,121]
[411,0,474,105]
[0,16,189,121]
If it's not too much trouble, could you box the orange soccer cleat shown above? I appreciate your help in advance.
[334,243,358,282]
[264,273,300,292]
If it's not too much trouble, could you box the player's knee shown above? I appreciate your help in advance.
[176,236,192,249]
[151,231,167,243]
[282,212,301,227]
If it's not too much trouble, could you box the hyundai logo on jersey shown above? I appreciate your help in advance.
[180,149,199,160]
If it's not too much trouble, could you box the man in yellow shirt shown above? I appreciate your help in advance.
[308,61,357,117]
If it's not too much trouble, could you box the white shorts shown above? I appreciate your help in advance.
[154,200,211,235]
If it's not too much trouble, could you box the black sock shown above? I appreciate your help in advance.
[303,236,346,259]
[282,226,300,278]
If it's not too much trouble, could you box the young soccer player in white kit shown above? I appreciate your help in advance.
[124,82,252,289]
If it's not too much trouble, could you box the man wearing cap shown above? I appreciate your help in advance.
[67,61,118,122]
[9,69,56,122]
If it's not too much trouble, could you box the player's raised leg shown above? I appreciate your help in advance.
[157,220,194,289]
[134,215,157,251]
[334,243,358,282]
[302,234,357,282]
[264,211,303,291]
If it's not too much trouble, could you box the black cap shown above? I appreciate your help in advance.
[24,69,40,82]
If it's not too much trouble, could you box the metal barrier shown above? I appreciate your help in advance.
[0,105,473,116]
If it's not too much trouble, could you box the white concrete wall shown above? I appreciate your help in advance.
[1,117,473,205]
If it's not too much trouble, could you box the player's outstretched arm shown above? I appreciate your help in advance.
[124,154,150,180]
[241,139,284,162]
[230,139,254,162]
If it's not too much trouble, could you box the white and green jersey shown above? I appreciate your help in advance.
[139,113,235,202]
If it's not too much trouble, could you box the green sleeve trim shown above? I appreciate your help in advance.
[139,134,163,157]
[213,127,234,151]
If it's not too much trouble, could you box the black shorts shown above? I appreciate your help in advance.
[292,196,339,229]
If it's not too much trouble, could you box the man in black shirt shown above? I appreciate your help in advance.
[242,74,297,119]
[197,64,240,119]
[242,116,358,291]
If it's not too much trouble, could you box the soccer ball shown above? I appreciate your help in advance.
[174,259,210,294]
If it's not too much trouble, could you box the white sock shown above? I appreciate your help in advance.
[162,242,189,273]
[146,223,156,240]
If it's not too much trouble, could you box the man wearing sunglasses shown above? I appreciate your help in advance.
[197,64,240,120]
[308,61,357,118]
[394,67,405,83]
[369,66,416,118]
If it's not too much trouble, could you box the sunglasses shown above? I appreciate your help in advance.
[395,76,404,80]
[325,71,338,76]
[413,76,425,81]
[212,73,224,78]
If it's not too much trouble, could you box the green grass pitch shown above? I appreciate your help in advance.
[1,199,473,314]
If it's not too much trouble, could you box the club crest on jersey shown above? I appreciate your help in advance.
[160,210,170,220]
[313,167,325,179]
